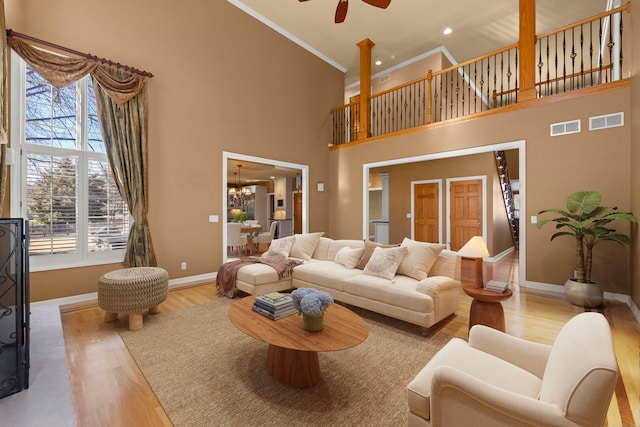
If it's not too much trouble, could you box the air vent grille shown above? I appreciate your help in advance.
[379,74,391,83]
[550,119,580,137]
[589,112,624,131]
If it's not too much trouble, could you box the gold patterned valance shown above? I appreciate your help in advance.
[8,36,146,105]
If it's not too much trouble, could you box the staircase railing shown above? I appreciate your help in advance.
[494,151,519,249]
[330,2,630,146]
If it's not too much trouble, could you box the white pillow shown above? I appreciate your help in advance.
[289,232,324,260]
[262,236,294,258]
[334,246,365,269]
[397,238,446,281]
[363,246,408,280]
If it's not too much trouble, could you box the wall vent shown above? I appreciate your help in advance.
[379,73,391,83]
[550,119,580,137]
[589,112,624,131]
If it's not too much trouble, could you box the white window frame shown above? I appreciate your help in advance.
[10,50,127,272]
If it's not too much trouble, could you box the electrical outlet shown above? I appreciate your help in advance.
[181,262,187,270]
[531,215,537,224]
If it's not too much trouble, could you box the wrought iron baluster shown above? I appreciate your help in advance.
[598,18,603,84]
[580,24,585,88]
[570,27,576,91]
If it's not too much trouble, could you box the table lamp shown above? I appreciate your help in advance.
[457,236,490,289]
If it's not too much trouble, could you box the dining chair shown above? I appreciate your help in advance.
[227,222,248,257]
[256,221,278,252]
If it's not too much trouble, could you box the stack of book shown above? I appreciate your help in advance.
[484,280,509,293]
[252,292,297,320]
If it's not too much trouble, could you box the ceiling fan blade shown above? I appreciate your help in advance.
[335,0,348,23]
[362,0,391,9]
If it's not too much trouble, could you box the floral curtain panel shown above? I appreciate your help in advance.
[8,36,157,267]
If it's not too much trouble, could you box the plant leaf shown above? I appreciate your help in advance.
[566,191,601,214]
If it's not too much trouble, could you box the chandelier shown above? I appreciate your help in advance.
[228,164,252,207]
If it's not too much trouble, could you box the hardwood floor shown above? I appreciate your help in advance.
[61,252,639,426]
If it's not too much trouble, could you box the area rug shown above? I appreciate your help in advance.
[120,299,453,426]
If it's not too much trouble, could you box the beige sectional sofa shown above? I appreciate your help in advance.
[233,234,462,332]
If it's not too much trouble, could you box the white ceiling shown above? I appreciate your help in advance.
[229,0,611,86]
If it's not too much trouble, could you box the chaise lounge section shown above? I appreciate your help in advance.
[232,234,462,332]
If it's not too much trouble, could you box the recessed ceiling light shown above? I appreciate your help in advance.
[375,60,382,66]
[443,27,452,35]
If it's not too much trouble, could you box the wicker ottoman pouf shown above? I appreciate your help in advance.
[98,267,169,331]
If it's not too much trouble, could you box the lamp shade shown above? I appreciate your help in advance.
[457,236,490,258]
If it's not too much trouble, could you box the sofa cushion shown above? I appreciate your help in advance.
[290,232,324,260]
[407,338,543,421]
[397,238,446,281]
[326,240,365,262]
[236,263,283,286]
[355,240,398,270]
[263,236,294,258]
[311,237,333,260]
[293,260,362,292]
[334,246,364,269]
[428,249,460,279]
[345,273,433,313]
[363,246,408,280]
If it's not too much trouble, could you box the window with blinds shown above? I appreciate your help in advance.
[13,57,130,269]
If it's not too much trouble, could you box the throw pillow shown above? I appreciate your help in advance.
[334,246,365,269]
[262,236,295,258]
[428,249,459,279]
[397,238,446,281]
[362,246,408,280]
[289,232,324,260]
[355,239,398,270]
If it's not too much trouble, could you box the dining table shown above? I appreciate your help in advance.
[240,224,262,253]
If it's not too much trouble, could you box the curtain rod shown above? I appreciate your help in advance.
[6,29,154,78]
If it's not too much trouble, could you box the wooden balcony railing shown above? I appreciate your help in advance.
[330,2,630,146]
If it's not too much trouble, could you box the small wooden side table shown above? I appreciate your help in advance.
[462,283,513,332]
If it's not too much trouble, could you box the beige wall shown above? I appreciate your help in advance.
[630,0,640,308]
[6,0,344,301]
[330,87,632,294]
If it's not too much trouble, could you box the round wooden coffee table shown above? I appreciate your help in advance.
[462,283,513,332]
[229,295,368,388]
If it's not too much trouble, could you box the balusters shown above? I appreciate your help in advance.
[328,4,628,146]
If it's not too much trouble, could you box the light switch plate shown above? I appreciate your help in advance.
[209,215,219,223]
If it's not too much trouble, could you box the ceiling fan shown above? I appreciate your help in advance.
[299,0,392,24]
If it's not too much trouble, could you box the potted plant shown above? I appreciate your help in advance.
[536,191,637,307]
[233,212,248,224]
[291,288,334,332]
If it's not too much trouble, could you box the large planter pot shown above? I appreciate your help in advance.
[564,279,603,308]
[302,313,324,332]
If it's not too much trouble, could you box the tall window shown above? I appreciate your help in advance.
[12,54,130,270]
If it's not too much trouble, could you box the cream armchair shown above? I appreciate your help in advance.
[407,312,618,427]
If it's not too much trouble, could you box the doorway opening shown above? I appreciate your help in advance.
[362,140,525,286]
[222,152,308,262]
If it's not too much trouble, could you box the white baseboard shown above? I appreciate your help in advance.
[629,298,640,325]
[486,246,515,263]
[33,272,218,312]
[524,280,640,325]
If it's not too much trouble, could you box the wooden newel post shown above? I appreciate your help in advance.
[357,38,375,140]
[426,69,433,124]
[518,0,537,102]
